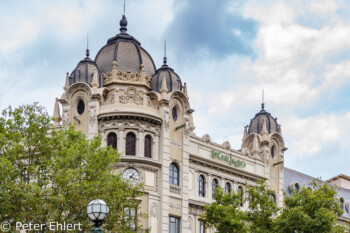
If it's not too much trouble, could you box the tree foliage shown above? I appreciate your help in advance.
[0,103,144,232]
[275,179,346,233]
[200,180,348,233]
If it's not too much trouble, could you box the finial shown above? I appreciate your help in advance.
[91,68,99,88]
[163,40,167,65]
[261,118,268,135]
[112,60,117,69]
[160,74,168,94]
[183,82,188,98]
[53,98,62,126]
[252,135,260,154]
[243,125,248,139]
[64,72,70,91]
[86,33,90,58]
[261,89,265,110]
[119,0,128,33]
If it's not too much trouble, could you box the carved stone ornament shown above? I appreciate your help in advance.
[171,91,190,112]
[163,111,170,131]
[119,87,144,105]
[98,119,161,135]
[262,147,270,166]
[222,141,231,150]
[64,83,92,101]
[102,68,151,87]
[102,90,115,105]
[62,109,70,126]
[202,134,211,143]
[150,202,158,218]
[147,95,159,110]
[89,105,97,126]
[241,147,251,157]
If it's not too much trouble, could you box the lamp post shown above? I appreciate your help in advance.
[87,199,109,233]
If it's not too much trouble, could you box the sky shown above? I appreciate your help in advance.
[1,0,350,180]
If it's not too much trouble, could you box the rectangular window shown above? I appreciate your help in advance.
[124,207,137,231]
[198,220,205,233]
[169,216,180,233]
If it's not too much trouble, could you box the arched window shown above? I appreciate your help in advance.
[107,132,117,149]
[125,132,136,156]
[169,163,179,186]
[340,197,344,210]
[212,179,218,199]
[199,175,205,197]
[238,186,244,207]
[271,145,276,158]
[144,135,152,158]
[225,182,231,194]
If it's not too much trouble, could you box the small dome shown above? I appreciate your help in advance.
[69,49,102,87]
[248,104,278,134]
[95,15,156,77]
[151,58,182,92]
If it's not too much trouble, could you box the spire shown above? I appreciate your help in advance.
[243,125,248,140]
[119,0,128,34]
[160,74,168,94]
[86,33,90,58]
[252,135,260,154]
[261,118,268,135]
[163,40,167,65]
[183,82,188,98]
[53,98,62,126]
[278,124,282,135]
[64,72,70,91]
[261,89,265,110]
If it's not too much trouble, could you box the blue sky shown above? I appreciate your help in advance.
[1,0,350,180]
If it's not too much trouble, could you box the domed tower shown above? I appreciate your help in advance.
[241,102,287,207]
[151,48,182,93]
[248,103,278,135]
[95,15,156,77]
[69,49,103,87]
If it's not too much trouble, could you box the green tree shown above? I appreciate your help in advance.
[200,181,278,233]
[275,179,347,233]
[200,188,248,233]
[245,181,279,233]
[0,103,144,232]
[200,180,348,233]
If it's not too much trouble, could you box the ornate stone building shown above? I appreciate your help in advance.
[53,14,287,233]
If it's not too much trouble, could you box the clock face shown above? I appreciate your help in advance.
[122,168,140,185]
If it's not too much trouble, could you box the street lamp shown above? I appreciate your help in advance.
[87,199,109,233]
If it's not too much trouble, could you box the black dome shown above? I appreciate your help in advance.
[69,50,102,87]
[151,59,182,93]
[248,104,278,134]
[94,15,156,77]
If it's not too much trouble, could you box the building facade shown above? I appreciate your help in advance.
[54,14,288,233]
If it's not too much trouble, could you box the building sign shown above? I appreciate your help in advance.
[211,150,246,168]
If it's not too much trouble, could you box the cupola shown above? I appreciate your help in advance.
[248,103,279,135]
[69,49,102,87]
[94,15,156,77]
[151,45,182,93]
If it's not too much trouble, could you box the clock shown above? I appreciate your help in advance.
[122,168,140,185]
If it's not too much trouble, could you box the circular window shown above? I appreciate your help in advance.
[271,145,275,158]
[172,107,178,122]
[77,100,85,115]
